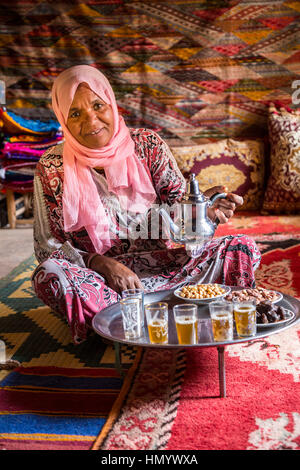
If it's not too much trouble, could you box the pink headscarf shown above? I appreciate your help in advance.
[51,65,157,254]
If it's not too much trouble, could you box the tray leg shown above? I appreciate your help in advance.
[114,341,125,378]
[217,346,226,398]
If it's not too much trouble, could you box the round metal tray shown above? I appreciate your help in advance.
[92,288,300,348]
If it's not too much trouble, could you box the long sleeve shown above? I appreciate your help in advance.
[33,148,88,267]
[131,129,186,206]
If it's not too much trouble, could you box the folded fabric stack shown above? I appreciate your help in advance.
[0,108,63,190]
[0,108,61,136]
[2,135,63,162]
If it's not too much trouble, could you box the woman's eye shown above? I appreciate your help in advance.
[70,111,79,119]
[94,102,104,111]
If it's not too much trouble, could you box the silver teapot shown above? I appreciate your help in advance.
[158,173,226,257]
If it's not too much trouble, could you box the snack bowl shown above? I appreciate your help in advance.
[224,288,282,304]
[174,284,231,304]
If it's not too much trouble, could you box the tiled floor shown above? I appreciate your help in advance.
[0,225,34,278]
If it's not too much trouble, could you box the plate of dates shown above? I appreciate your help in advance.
[256,301,295,328]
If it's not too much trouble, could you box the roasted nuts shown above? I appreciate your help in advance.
[225,287,279,303]
[179,283,225,299]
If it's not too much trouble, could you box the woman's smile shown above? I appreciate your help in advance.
[85,127,104,137]
[88,129,101,135]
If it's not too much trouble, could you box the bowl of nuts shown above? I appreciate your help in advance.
[174,283,231,304]
[224,287,282,304]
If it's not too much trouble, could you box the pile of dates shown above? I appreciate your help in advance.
[256,301,287,324]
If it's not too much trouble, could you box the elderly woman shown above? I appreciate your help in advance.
[32,65,261,344]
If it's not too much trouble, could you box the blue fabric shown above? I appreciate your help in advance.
[0,413,105,436]
[1,370,122,390]
[6,109,60,133]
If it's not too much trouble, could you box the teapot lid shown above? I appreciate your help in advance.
[183,173,207,203]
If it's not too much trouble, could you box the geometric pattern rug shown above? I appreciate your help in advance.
[0,231,299,450]
[1,1,300,145]
[0,256,137,450]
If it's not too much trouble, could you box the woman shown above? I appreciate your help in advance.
[32,65,261,344]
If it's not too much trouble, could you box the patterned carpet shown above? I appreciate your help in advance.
[0,1,299,144]
[0,255,137,450]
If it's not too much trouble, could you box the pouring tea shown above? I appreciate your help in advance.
[157,173,227,257]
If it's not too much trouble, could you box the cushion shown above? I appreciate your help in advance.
[262,105,300,214]
[171,139,265,211]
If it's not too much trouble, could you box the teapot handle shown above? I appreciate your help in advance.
[209,192,227,227]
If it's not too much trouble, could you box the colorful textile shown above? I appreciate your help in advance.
[51,65,157,255]
[1,136,64,162]
[0,2,299,145]
[0,255,137,451]
[0,135,64,190]
[0,162,36,184]
[0,366,122,450]
[171,139,265,211]
[262,105,300,214]
[4,135,59,144]
[216,212,300,237]
[0,109,60,135]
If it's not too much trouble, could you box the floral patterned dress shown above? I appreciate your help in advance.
[31,129,261,343]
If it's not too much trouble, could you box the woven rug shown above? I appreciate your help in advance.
[0,256,137,450]
[216,213,300,237]
[93,233,300,450]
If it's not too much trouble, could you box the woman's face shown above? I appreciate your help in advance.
[66,83,114,149]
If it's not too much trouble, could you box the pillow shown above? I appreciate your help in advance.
[171,139,265,211]
[262,105,300,214]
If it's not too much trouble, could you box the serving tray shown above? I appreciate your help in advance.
[92,287,300,348]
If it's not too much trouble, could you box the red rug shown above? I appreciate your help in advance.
[216,213,300,237]
[93,233,300,450]
[168,340,300,450]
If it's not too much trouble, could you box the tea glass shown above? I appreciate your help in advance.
[145,302,168,344]
[120,297,143,340]
[209,301,233,342]
[122,288,144,327]
[233,301,257,337]
[173,304,198,345]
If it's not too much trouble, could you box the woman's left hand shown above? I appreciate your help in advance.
[204,185,243,224]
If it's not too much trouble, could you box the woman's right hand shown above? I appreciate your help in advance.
[90,255,144,294]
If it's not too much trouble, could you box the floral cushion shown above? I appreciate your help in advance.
[171,139,265,211]
[262,105,300,214]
